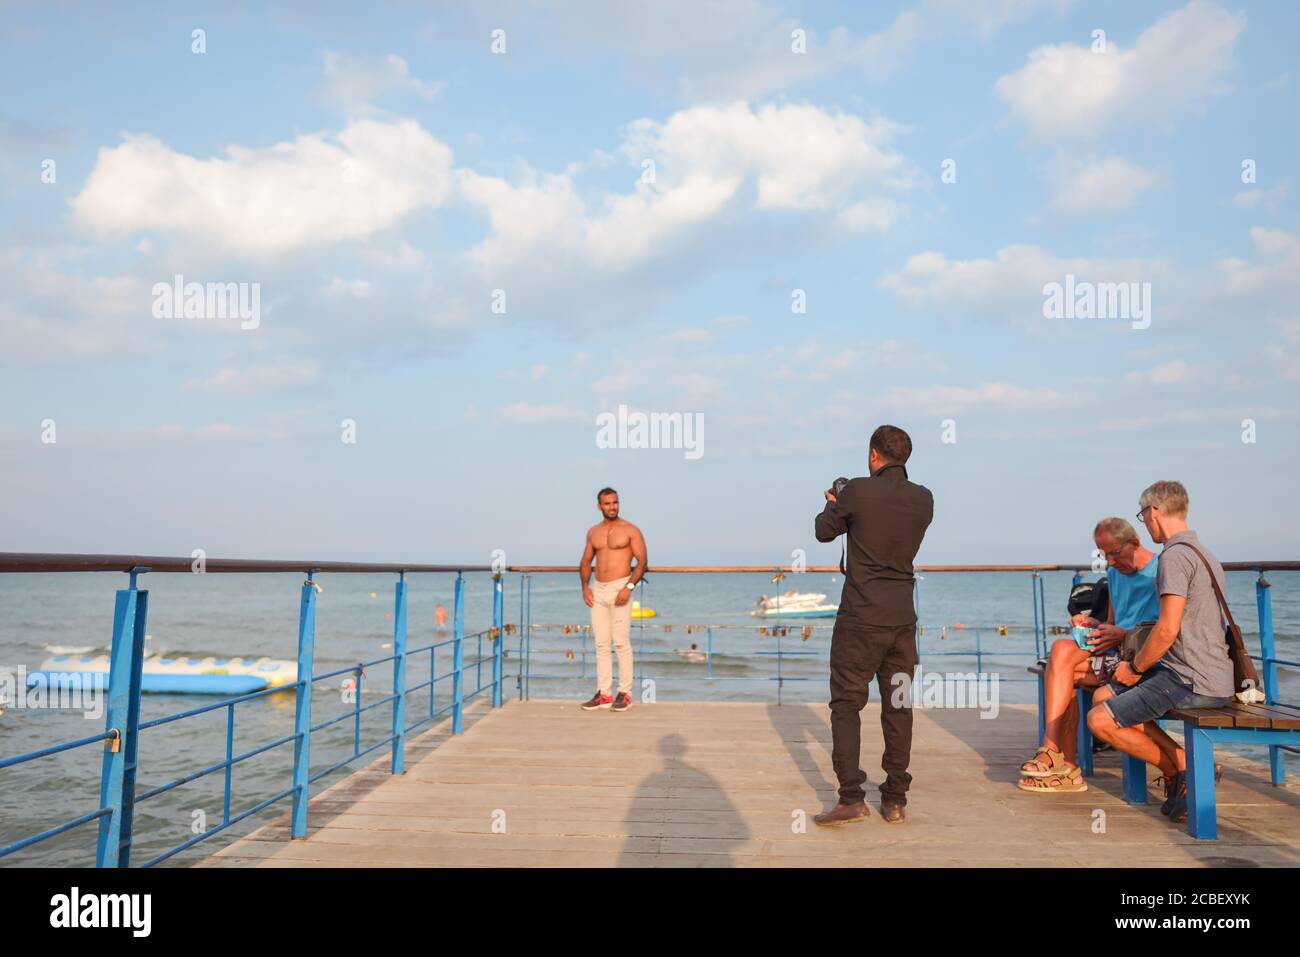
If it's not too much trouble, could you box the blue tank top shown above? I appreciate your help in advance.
[1107,556,1160,628]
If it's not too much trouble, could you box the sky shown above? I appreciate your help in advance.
[0,0,1297,566]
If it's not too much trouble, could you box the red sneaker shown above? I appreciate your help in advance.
[612,692,631,712]
[581,691,613,710]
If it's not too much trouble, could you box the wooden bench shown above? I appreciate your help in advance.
[1031,661,1300,838]
[1164,700,1300,839]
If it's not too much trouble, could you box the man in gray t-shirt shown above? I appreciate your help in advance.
[1087,480,1236,824]
[1156,531,1234,698]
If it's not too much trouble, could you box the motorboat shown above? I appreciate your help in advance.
[752,592,838,619]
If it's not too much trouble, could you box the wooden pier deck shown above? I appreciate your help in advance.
[198,699,1300,868]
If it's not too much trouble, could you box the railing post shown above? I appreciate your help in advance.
[291,572,319,839]
[914,574,923,657]
[525,573,533,700]
[1030,573,1043,659]
[776,628,784,707]
[223,703,235,826]
[517,574,525,700]
[452,572,465,733]
[353,663,363,756]
[96,566,149,868]
[492,574,504,708]
[391,572,408,774]
[1256,573,1278,703]
[1256,573,1284,785]
[1038,574,1048,653]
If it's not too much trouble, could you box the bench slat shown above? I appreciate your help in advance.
[1168,707,1235,727]
[1169,701,1300,729]
[1235,702,1300,730]
[1219,703,1273,728]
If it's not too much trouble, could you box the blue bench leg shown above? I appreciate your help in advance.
[1076,688,1094,777]
[1185,724,1217,840]
[1036,672,1045,744]
[1122,753,1147,804]
[1270,745,1285,786]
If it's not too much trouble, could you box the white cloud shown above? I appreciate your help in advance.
[364,240,427,269]
[183,361,321,396]
[872,339,949,374]
[881,381,1081,415]
[1052,156,1158,214]
[879,243,1166,316]
[0,248,156,365]
[834,196,905,232]
[1228,182,1289,210]
[497,402,588,425]
[1220,228,1300,296]
[323,51,443,107]
[1126,359,1194,385]
[477,0,1070,100]
[324,276,372,299]
[996,1,1244,139]
[71,118,455,257]
[624,103,913,212]
[772,344,864,383]
[1265,320,1300,381]
[462,102,914,279]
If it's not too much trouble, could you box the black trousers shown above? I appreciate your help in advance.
[828,618,918,805]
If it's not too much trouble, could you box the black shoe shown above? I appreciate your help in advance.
[581,691,613,711]
[1161,771,1186,817]
[814,802,870,826]
[611,692,631,712]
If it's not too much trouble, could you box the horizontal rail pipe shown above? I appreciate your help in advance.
[4,553,1300,574]
[0,553,494,574]
[506,563,1300,573]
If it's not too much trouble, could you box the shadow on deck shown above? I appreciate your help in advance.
[196,699,1300,868]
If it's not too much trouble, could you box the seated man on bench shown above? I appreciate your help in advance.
[1087,480,1235,823]
[1018,517,1159,793]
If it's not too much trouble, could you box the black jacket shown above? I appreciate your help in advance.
[814,463,933,626]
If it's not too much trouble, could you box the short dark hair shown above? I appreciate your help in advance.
[869,425,912,465]
[596,487,618,501]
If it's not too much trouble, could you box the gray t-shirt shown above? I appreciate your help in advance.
[1155,531,1234,697]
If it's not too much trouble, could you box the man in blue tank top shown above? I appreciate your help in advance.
[1017,517,1159,793]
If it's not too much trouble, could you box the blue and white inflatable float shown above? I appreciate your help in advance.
[27,655,297,696]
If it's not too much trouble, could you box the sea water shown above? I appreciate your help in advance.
[2,570,1295,866]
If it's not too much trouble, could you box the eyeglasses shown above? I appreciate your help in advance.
[1136,505,1154,522]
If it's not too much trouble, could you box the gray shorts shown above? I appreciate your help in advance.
[1104,664,1233,729]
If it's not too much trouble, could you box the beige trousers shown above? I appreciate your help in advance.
[590,576,633,696]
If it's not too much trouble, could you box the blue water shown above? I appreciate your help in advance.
[2,569,1296,867]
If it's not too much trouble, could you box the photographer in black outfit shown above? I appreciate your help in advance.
[813,425,933,825]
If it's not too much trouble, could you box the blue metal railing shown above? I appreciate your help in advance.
[515,571,1051,704]
[511,570,1296,720]
[1,562,510,867]
[3,557,1295,865]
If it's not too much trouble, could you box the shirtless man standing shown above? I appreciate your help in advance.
[579,488,647,712]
